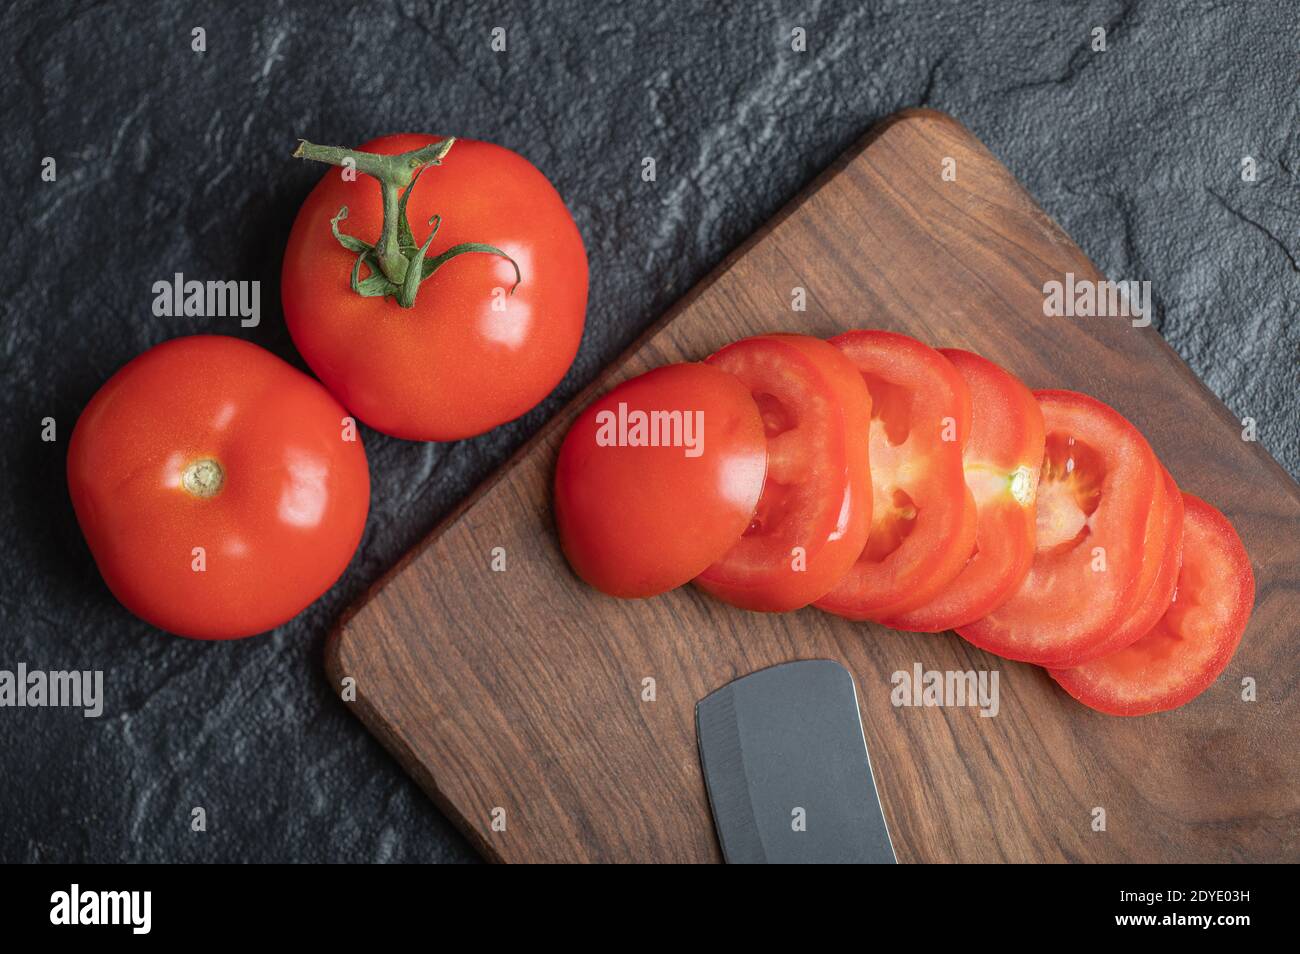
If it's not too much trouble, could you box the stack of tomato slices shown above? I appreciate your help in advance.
[554,330,1255,717]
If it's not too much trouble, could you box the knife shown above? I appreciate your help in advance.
[695,659,896,864]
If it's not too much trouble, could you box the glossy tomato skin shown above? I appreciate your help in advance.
[814,330,976,622]
[67,336,370,639]
[554,363,766,599]
[696,334,872,612]
[956,390,1161,667]
[1050,493,1254,716]
[283,134,588,441]
[882,349,1045,633]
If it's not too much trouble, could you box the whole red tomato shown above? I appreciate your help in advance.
[67,335,370,639]
[282,134,588,441]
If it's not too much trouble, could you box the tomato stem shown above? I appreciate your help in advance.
[292,137,522,308]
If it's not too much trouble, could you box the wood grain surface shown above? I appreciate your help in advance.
[326,109,1300,863]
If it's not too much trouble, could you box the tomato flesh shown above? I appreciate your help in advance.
[956,390,1161,666]
[1077,465,1184,661]
[1050,493,1254,716]
[554,363,766,598]
[815,331,976,622]
[695,334,871,611]
[883,349,1045,632]
[67,335,371,640]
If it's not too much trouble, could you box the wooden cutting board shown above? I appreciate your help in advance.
[326,109,1300,863]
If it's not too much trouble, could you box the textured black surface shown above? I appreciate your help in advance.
[1,1,1295,863]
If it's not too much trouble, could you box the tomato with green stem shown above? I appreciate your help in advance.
[283,134,588,441]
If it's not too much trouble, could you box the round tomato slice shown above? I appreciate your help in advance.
[67,335,371,640]
[1050,493,1254,716]
[1075,465,1184,662]
[956,390,1161,666]
[695,334,871,612]
[814,331,976,622]
[554,363,766,598]
[882,349,1044,632]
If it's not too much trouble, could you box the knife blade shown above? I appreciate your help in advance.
[695,659,896,864]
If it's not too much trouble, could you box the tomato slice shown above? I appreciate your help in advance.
[1050,493,1254,716]
[815,331,976,621]
[956,390,1161,666]
[695,334,871,611]
[554,362,766,598]
[882,349,1045,632]
[1075,465,1184,661]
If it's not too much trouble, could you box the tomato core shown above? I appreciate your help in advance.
[1009,465,1035,505]
[1035,432,1104,552]
[181,458,224,499]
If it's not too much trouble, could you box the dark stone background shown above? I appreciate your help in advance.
[1,0,1294,862]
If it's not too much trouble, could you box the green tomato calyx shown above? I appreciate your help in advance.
[292,137,522,309]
